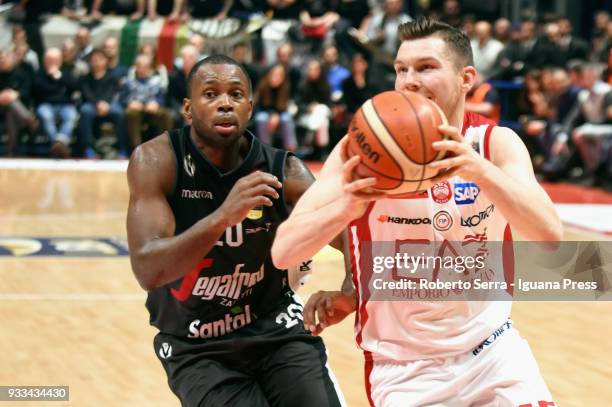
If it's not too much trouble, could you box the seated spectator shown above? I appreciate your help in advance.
[61,38,89,79]
[493,17,512,45]
[299,0,340,55]
[517,69,549,158]
[333,52,374,146]
[465,72,501,124]
[340,53,374,115]
[34,48,78,158]
[260,0,301,65]
[78,48,127,158]
[470,21,504,79]
[75,27,93,63]
[103,37,129,83]
[232,42,259,90]
[0,49,37,157]
[331,0,370,62]
[120,54,172,148]
[11,25,38,72]
[321,44,350,102]
[254,64,297,151]
[275,42,301,99]
[569,64,612,187]
[128,43,168,91]
[167,45,199,126]
[174,33,207,71]
[557,17,589,62]
[297,59,332,160]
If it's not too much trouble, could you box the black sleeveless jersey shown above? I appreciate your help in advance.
[145,126,294,339]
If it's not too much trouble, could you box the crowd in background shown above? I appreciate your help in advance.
[1,0,612,190]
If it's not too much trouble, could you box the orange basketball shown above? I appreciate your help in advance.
[347,90,448,195]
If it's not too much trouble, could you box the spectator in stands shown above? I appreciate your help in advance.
[534,68,582,180]
[129,43,168,91]
[254,64,297,151]
[299,0,340,55]
[61,38,89,79]
[120,53,172,148]
[75,27,93,63]
[596,20,612,64]
[260,0,301,65]
[361,0,410,90]
[331,0,370,62]
[0,49,37,157]
[297,59,331,160]
[11,25,38,72]
[591,10,610,58]
[530,22,565,69]
[494,17,512,45]
[335,52,374,145]
[167,45,199,126]
[470,20,504,79]
[465,72,501,124]
[174,33,207,71]
[321,44,350,102]
[557,17,589,62]
[103,37,129,83]
[461,14,476,40]
[78,48,127,158]
[89,0,138,21]
[568,63,612,187]
[341,53,373,115]
[232,42,259,90]
[172,0,232,20]
[34,48,78,158]
[439,0,462,29]
[275,42,301,99]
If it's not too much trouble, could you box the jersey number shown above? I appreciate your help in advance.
[216,224,243,247]
[276,303,304,329]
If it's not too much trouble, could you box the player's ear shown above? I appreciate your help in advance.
[460,66,477,94]
[247,98,253,120]
[183,97,192,121]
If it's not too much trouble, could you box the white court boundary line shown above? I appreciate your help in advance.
[0,158,128,172]
[0,293,145,301]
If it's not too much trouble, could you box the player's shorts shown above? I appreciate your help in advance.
[367,320,555,407]
[153,295,346,407]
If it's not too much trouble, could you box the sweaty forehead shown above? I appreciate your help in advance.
[197,64,248,86]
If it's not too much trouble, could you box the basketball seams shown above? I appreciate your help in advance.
[396,93,426,192]
[362,99,424,186]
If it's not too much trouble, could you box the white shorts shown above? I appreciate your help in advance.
[367,321,555,407]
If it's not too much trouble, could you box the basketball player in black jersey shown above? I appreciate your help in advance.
[126,55,346,407]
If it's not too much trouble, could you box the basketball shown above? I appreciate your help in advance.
[347,90,448,195]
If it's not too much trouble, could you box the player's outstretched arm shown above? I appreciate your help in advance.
[272,137,385,269]
[127,135,282,291]
[429,125,562,241]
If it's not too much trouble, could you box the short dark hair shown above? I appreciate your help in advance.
[187,54,253,97]
[398,16,474,69]
[89,48,107,60]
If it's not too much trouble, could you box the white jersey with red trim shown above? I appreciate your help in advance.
[349,112,515,361]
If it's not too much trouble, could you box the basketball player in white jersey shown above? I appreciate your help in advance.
[272,17,562,407]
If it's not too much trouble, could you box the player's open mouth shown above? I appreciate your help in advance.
[213,117,238,134]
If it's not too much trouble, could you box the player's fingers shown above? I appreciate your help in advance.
[427,155,466,170]
[342,155,362,183]
[344,176,378,193]
[339,135,350,162]
[303,293,319,332]
[325,296,334,317]
[249,196,274,207]
[249,184,280,200]
[438,124,464,142]
[431,140,468,154]
[241,171,283,189]
[316,298,329,328]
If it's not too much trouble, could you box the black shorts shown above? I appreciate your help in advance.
[153,296,345,407]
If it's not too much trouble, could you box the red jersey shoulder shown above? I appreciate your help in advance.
[461,112,497,133]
